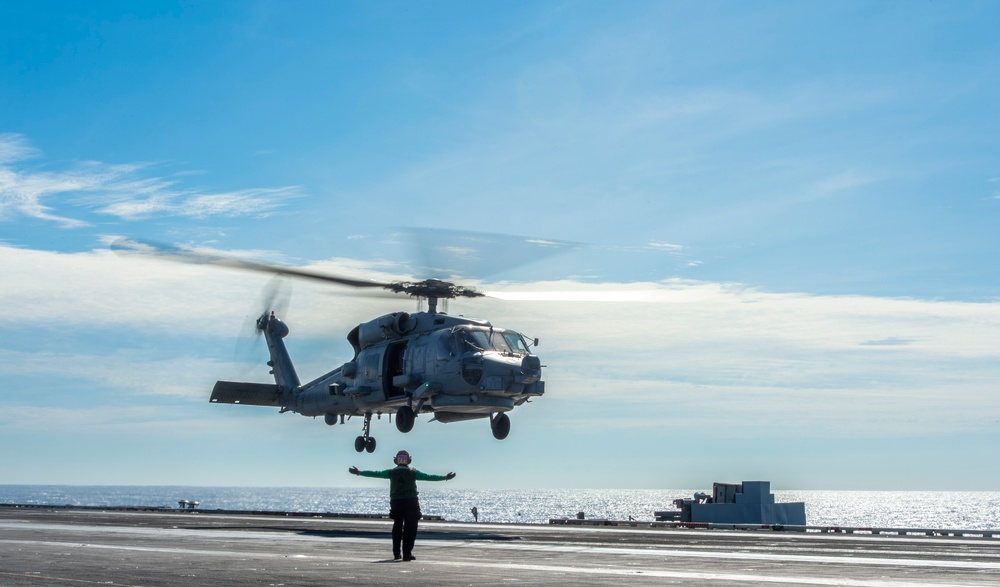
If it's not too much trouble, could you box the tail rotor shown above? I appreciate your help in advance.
[235,276,292,366]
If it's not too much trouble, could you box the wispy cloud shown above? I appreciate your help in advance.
[859,337,914,346]
[0,133,39,163]
[803,169,878,202]
[647,241,683,253]
[97,186,298,220]
[0,133,297,227]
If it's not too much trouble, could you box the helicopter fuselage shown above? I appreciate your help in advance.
[211,310,544,452]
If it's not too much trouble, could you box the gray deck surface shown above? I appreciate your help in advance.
[1,507,999,586]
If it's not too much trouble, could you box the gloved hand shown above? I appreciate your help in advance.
[349,466,360,475]
[445,472,456,480]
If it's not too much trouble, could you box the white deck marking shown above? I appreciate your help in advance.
[0,539,981,587]
[452,540,1000,570]
[424,559,976,587]
[5,521,998,571]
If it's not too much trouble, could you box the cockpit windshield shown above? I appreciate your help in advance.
[501,331,530,354]
[457,327,530,355]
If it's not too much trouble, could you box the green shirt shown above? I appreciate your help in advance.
[357,466,449,499]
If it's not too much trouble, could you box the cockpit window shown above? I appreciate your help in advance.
[501,331,530,355]
[456,327,529,355]
[492,332,514,353]
[460,329,492,353]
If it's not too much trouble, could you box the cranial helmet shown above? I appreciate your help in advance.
[394,450,411,466]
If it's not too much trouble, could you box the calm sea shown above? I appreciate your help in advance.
[2,486,998,530]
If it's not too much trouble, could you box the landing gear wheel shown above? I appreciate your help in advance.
[491,412,511,440]
[354,412,376,453]
[396,406,415,433]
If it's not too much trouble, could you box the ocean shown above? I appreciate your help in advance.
[2,485,998,530]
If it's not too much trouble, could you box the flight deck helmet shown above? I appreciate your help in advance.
[394,450,411,466]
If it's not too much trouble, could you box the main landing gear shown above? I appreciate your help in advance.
[354,412,376,453]
[395,406,415,433]
[491,412,510,440]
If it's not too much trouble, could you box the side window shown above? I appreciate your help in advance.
[464,330,491,352]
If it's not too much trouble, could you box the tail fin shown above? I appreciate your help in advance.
[210,313,299,409]
[258,312,300,396]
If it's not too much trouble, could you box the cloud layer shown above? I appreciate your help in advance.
[3,244,998,444]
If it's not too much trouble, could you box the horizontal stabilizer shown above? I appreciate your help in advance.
[210,381,282,406]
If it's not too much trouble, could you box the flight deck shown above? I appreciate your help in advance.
[2,506,999,586]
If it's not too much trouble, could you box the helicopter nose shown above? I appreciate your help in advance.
[517,354,542,385]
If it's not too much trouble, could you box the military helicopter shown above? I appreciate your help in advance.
[114,233,568,453]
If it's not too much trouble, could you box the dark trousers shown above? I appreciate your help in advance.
[389,497,421,559]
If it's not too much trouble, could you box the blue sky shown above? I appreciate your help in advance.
[1,1,999,491]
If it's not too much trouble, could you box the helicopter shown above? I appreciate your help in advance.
[113,234,565,453]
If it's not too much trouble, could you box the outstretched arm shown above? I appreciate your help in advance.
[414,470,457,481]
[349,467,391,479]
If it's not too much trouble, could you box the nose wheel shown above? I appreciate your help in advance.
[355,412,376,453]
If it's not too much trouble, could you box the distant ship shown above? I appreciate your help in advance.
[657,480,806,525]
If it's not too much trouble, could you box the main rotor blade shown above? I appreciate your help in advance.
[389,227,581,281]
[112,237,391,290]
[483,288,665,302]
